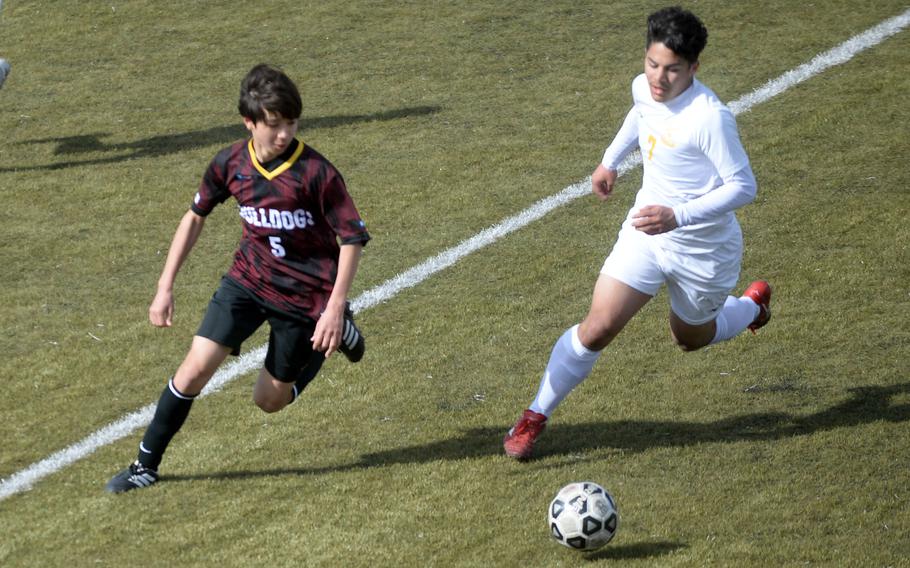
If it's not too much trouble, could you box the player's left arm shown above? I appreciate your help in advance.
[671,166,756,228]
[674,108,757,227]
[313,163,370,356]
[312,243,364,358]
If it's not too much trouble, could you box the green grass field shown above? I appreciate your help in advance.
[1,1,908,566]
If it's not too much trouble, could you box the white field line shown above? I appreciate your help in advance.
[2,8,908,501]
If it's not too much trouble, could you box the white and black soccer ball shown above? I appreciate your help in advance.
[548,481,619,551]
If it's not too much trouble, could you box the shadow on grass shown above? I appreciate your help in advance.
[0,105,441,173]
[582,540,686,561]
[166,382,910,483]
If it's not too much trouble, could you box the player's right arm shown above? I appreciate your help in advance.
[592,164,618,200]
[595,106,639,200]
[149,210,207,327]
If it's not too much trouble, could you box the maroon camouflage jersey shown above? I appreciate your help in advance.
[192,138,370,321]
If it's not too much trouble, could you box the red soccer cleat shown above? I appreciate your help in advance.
[742,280,772,333]
[503,409,548,459]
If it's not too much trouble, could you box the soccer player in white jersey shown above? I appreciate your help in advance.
[504,6,772,459]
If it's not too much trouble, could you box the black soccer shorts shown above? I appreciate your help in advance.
[196,277,325,383]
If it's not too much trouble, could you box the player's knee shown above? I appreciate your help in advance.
[671,332,708,352]
[253,393,287,414]
[178,362,208,381]
[674,339,701,352]
[578,320,621,351]
[173,363,214,394]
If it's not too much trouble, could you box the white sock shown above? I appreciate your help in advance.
[530,325,601,417]
[710,295,760,344]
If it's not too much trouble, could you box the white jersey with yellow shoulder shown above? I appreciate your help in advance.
[603,74,756,254]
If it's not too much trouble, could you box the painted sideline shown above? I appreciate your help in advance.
[2,9,908,501]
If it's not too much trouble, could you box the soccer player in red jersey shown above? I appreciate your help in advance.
[107,64,371,492]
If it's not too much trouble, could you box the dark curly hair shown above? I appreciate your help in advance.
[646,6,708,64]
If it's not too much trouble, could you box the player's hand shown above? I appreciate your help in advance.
[631,205,678,235]
[312,303,344,358]
[591,164,617,201]
[149,289,175,327]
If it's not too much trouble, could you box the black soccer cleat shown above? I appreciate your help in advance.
[338,302,365,363]
[105,461,160,494]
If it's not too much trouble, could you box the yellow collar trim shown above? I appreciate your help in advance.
[248,139,305,181]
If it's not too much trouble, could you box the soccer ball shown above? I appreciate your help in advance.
[548,481,619,551]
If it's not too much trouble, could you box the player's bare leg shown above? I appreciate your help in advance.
[505,276,651,459]
[670,280,772,352]
[578,276,652,350]
[173,336,233,395]
[668,313,716,351]
[252,368,296,413]
[106,337,231,493]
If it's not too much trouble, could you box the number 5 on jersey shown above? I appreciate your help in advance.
[269,236,286,258]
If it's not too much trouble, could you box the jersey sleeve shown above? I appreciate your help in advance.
[191,149,233,216]
[322,169,371,246]
[602,74,650,170]
[696,105,751,180]
[672,166,757,227]
[673,106,757,226]
[601,107,640,170]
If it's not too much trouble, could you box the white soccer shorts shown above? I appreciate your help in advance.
[601,226,742,325]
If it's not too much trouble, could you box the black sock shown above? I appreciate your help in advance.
[136,378,196,470]
[290,352,325,404]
